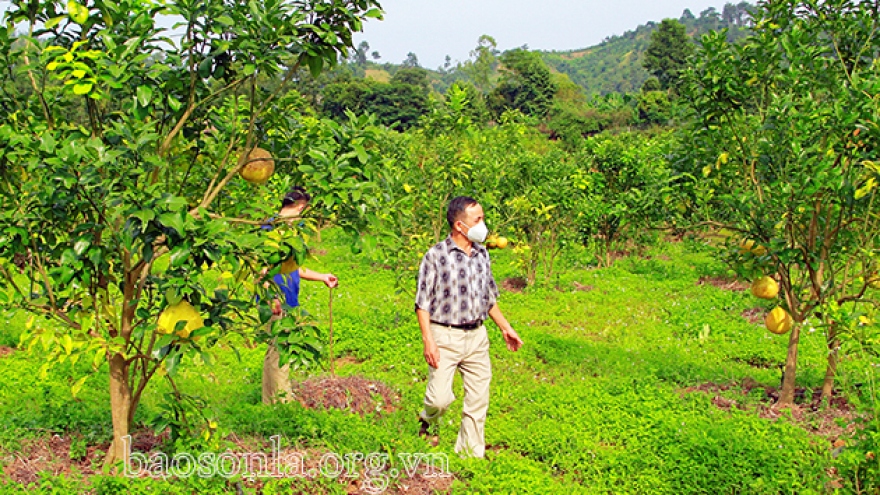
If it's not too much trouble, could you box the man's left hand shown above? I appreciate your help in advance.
[502,328,523,352]
[324,274,339,289]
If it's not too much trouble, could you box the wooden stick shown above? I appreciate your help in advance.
[328,287,335,376]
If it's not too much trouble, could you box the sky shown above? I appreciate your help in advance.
[353,0,733,68]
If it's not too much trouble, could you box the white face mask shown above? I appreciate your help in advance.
[459,219,488,244]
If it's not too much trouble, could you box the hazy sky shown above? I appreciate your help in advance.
[354,0,733,68]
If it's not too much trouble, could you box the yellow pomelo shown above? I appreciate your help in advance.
[868,274,880,290]
[765,307,793,335]
[751,276,779,299]
[739,239,756,254]
[239,147,275,184]
[157,300,204,339]
[485,234,498,249]
[496,236,509,249]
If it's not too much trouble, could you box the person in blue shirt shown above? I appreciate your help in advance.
[261,187,338,404]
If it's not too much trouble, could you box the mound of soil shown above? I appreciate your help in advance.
[572,282,594,292]
[740,307,765,324]
[291,375,399,415]
[502,277,528,293]
[696,275,749,292]
[1,430,166,485]
[0,346,14,358]
[3,431,454,494]
[681,379,862,441]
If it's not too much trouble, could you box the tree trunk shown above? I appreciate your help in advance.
[605,237,612,268]
[821,330,839,402]
[105,352,132,468]
[779,323,801,406]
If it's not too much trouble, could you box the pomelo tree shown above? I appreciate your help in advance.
[680,0,879,405]
[573,132,675,267]
[0,0,381,466]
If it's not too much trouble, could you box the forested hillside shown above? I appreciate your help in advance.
[541,2,752,94]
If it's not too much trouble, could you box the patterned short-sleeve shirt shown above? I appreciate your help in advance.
[415,236,499,325]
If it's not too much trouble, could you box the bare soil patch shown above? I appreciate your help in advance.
[696,275,749,292]
[3,431,453,494]
[681,379,863,441]
[740,307,765,324]
[502,277,528,293]
[0,346,14,358]
[572,282,594,292]
[291,375,399,415]
[1,430,167,485]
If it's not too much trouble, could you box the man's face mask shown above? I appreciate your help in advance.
[459,219,488,244]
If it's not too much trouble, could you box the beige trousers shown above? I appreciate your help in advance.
[262,313,290,405]
[420,322,492,458]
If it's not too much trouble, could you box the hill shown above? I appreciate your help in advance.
[541,3,753,95]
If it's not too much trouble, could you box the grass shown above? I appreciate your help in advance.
[0,229,873,493]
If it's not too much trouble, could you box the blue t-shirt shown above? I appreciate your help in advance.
[273,270,301,308]
[261,219,301,308]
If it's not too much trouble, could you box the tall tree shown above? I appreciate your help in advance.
[488,48,556,118]
[402,51,420,68]
[643,18,694,92]
[0,0,382,467]
[680,0,880,406]
[353,40,370,67]
[463,35,498,94]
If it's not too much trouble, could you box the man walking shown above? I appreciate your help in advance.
[415,196,523,458]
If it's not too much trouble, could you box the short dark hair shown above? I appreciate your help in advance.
[447,196,478,228]
[281,186,310,208]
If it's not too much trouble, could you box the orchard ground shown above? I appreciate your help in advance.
[0,230,874,494]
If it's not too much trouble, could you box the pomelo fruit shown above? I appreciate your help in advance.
[485,234,499,249]
[751,276,779,299]
[240,147,275,184]
[765,306,793,335]
[739,239,756,254]
[157,300,204,339]
[496,236,509,249]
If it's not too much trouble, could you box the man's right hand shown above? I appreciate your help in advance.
[423,339,439,368]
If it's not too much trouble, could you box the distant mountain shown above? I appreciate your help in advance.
[335,3,754,98]
[541,3,753,95]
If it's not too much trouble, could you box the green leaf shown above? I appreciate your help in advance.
[61,248,78,265]
[165,288,181,305]
[258,303,273,325]
[169,245,191,268]
[67,0,89,25]
[71,376,88,397]
[73,238,90,256]
[165,351,181,377]
[136,85,153,107]
[167,95,182,112]
[131,209,155,225]
[364,8,383,19]
[44,16,66,29]
[305,55,323,78]
[73,83,93,95]
[158,212,185,235]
